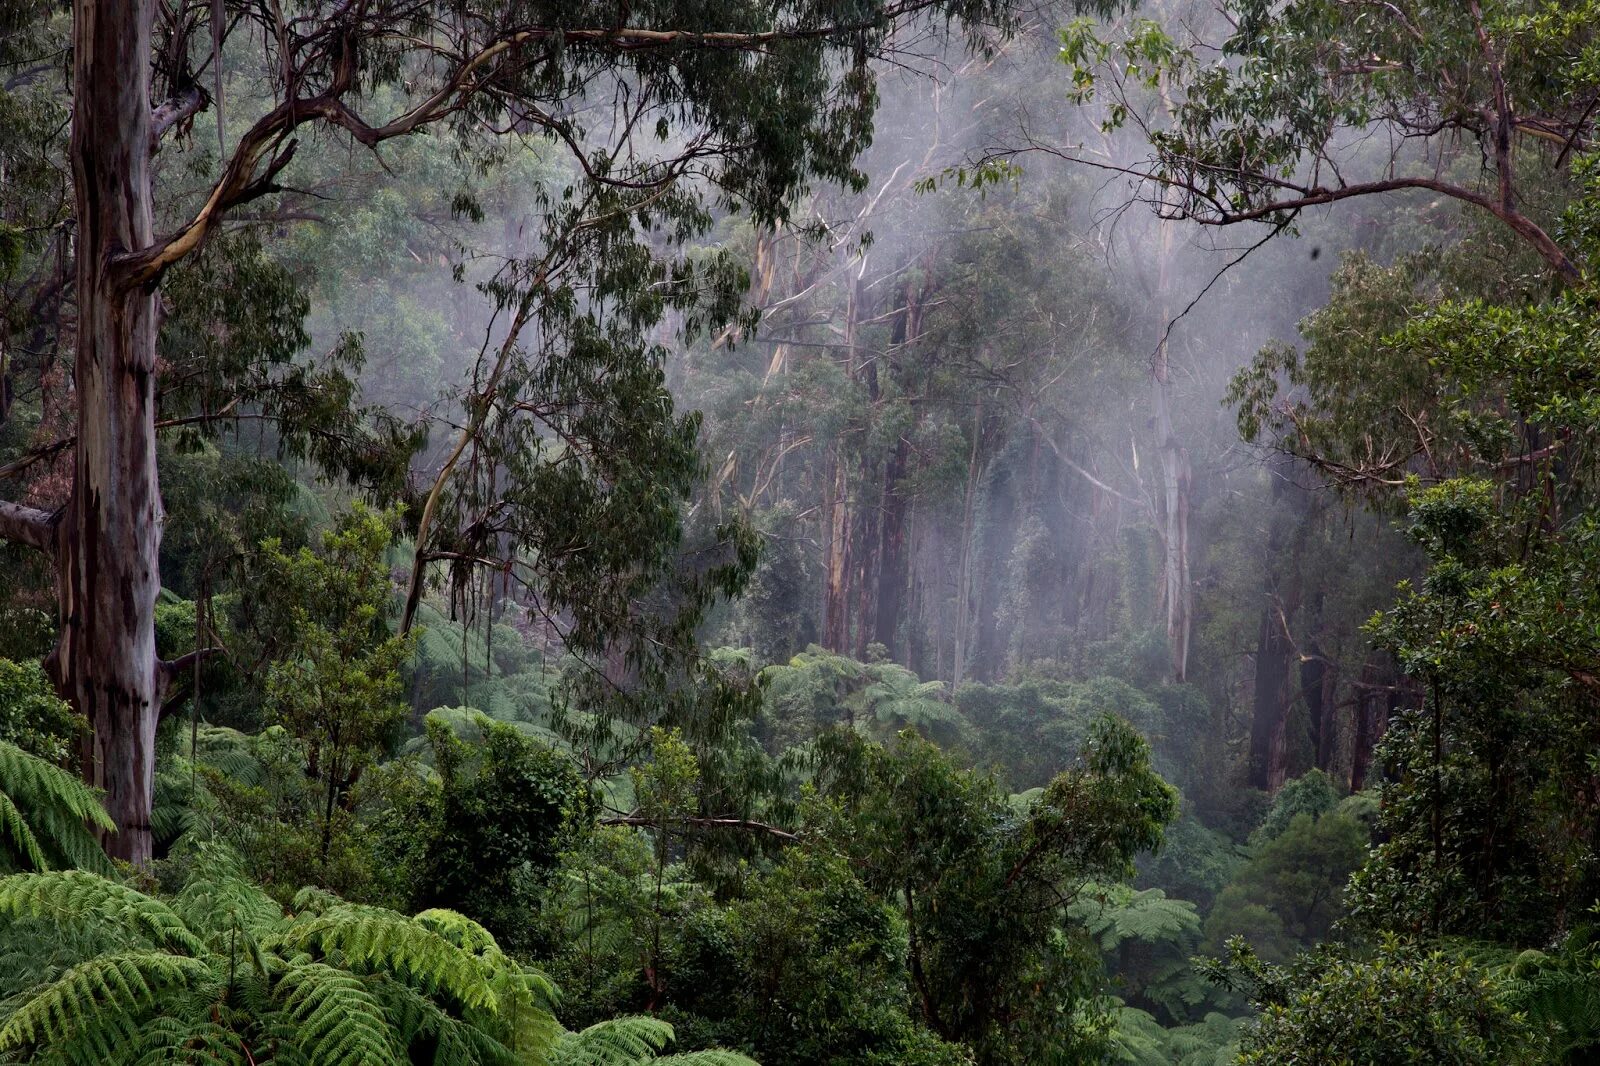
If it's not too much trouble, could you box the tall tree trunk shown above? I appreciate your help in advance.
[1350,672,1381,793]
[1152,353,1192,682]
[1301,640,1338,772]
[853,352,881,660]
[874,434,911,658]
[951,401,982,689]
[1248,596,1296,792]
[1149,71,1193,683]
[873,275,924,662]
[822,452,850,651]
[1247,462,1308,792]
[55,0,164,866]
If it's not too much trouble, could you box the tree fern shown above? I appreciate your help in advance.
[0,741,113,874]
[0,867,552,1065]
[1068,882,1201,953]
[554,1016,677,1066]
[0,952,210,1053]
[552,1018,758,1066]
[0,870,205,954]
[1468,930,1600,1058]
[276,902,504,1010]
[0,864,757,1066]
[277,962,404,1066]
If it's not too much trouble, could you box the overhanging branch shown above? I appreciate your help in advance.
[599,814,800,841]
[0,499,56,554]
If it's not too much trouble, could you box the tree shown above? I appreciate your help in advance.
[420,715,596,953]
[1059,0,1600,283]
[249,506,412,868]
[0,0,1081,867]
[811,716,1177,1062]
[1206,937,1549,1066]
[1349,478,1600,943]
[1203,808,1368,963]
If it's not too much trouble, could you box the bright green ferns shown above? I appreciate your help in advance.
[0,741,113,874]
[552,1017,757,1066]
[0,861,759,1065]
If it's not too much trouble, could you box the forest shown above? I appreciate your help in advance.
[0,0,1597,1061]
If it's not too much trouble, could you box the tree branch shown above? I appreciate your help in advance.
[116,2,957,289]
[150,85,209,151]
[0,499,56,554]
[599,814,799,841]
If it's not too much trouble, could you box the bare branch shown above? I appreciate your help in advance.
[599,814,799,841]
[150,85,209,150]
[0,499,56,554]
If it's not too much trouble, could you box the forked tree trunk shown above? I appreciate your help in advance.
[52,0,164,866]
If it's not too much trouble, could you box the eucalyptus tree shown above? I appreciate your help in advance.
[1060,0,1600,283]
[0,0,1139,865]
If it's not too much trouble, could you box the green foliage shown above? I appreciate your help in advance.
[0,860,750,1066]
[552,1016,756,1066]
[1208,936,1550,1065]
[247,504,413,871]
[1471,926,1600,1060]
[0,743,112,875]
[421,715,596,952]
[1251,770,1341,845]
[1070,883,1212,1023]
[1204,809,1369,963]
[1105,1002,1239,1066]
[811,717,1177,1062]
[409,602,556,727]
[0,659,80,766]
[708,847,937,1065]
[1351,477,1600,942]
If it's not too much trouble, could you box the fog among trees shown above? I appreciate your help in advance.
[0,0,1597,1061]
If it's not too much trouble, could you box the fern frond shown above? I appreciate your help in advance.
[276,904,499,1011]
[552,1016,676,1066]
[0,743,112,832]
[0,951,211,1054]
[128,1017,248,1066]
[22,800,116,876]
[0,742,113,874]
[276,961,404,1066]
[0,872,205,955]
[652,1054,761,1065]
[289,885,343,916]
[484,967,561,1060]
[174,873,285,945]
[0,791,45,872]
[412,908,503,957]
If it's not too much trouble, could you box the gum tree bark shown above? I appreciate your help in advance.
[58,0,164,866]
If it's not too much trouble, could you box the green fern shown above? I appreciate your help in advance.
[276,902,504,1010]
[552,1018,758,1066]
[0,866,555,1065]
[0,952,211,1051]
[277,962,405,1066]
[1068,882,1201,953]
[1469,929,1600,1058]
[0,863,758,1066]
[554,1016,678,1065]
[0,741,113,874]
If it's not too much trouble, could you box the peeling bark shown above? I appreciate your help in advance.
[52,0,165,866]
